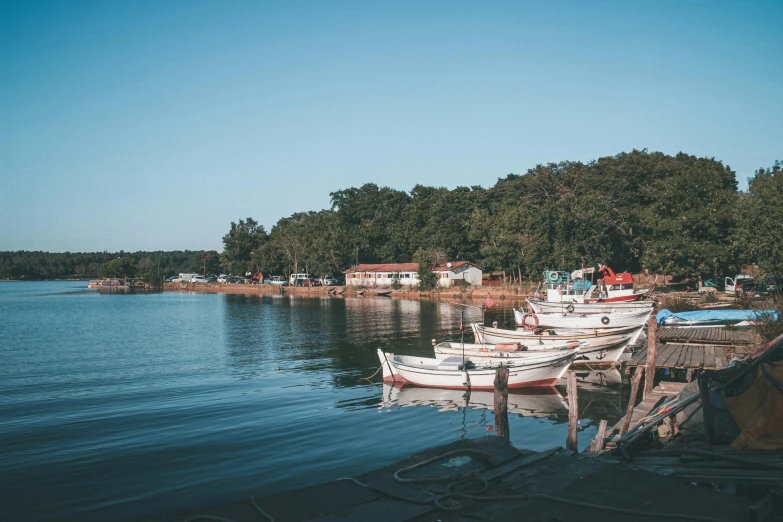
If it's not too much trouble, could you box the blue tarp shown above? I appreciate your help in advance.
[571,279,592,291]
[657,309,778,324]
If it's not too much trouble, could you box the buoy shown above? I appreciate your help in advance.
[461,371,469,385]
[276,367,281,371]
[486,425,494,431]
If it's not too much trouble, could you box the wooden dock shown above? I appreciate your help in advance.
[656,327,758,347]
[605,381,688,448]
[628,343,730,373]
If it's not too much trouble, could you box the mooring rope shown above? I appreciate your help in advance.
[393,449,736,522]
[183,495,274,522]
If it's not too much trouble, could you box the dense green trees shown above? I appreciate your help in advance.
[3,151,777,283]
[237,150,768,281]
[736,161,783,274]
[220,218,268,276]
[0,251,218,280]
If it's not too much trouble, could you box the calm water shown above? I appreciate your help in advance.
[0,282,625,521]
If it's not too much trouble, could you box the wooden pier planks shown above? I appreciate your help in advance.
[655,327,757,346]
[606,381,687,448]
[629,343,728,371]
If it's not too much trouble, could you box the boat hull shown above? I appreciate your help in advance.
[526,298,654,315]
[472,323,638,349]
[514,309,652,330]
[377,349,576,389]
[439,340,627,366]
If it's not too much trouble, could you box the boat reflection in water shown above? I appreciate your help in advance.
[571,368,623,389]
[380,383,568,420]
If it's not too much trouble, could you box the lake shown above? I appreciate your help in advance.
[0,281,626,521]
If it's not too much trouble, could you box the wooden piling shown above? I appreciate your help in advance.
[493,368,509,440]
[590,420,608,453]
[699,371,714,446]
[566,370,578,451]
[622,367,644,435]
[643,313,657,399]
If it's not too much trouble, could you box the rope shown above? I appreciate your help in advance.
[394,449,733,522]
[183,495,274,522]
[361,365,383,381]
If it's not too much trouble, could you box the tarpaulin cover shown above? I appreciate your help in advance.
[571,279,592,291]
[724,363,783,450]
[656,309,778,325]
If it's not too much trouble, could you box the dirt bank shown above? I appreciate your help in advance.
[163,282,533,302]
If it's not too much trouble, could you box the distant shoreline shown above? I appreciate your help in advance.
[162,281,532,301]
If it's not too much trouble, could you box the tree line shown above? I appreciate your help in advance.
[0,250,219,280]
[2,150,780,282]
[221,151,782,280]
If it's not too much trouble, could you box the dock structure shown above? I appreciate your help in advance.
[629,343,730,374]
[655,327,759,348]
[605,381,688,449]
[121,435,758,522]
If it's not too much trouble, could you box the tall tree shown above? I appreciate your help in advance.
[220,218,268,276]
[736,161,783,273]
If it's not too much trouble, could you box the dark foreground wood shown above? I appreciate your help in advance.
[122,436,758,522]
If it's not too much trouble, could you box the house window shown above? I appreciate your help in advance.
[403,274,409,278]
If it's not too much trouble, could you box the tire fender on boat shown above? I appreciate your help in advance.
[566,303,575,313]
[601,316,610,325]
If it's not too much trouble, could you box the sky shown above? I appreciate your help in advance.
[1,1,781,253]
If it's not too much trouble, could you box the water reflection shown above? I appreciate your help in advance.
[380,383,568,420]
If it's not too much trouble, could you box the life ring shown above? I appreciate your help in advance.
[547,272,559,282]
[601,316,610,325]
[521,313,539,330]
[566,304,575,313]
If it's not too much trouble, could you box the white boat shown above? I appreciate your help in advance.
[538,265,650,304]
[377,348,577,389]
[526,298,654,315]
[433,341,580,361]
[380,383,568,419]
[471,323,639,349]
[514,308,652,330]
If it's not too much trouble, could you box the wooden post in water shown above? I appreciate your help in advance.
[699,371,714,446]
[590,420,608,453]
[643,314,657,399]
[566,370,578,451]
[494,368,509,440]
[622,367,644,435]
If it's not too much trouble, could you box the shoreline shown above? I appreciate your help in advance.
[162,281,533,301]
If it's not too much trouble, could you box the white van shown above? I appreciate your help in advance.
[289,273,310,286]
[179,273,201,283]
[725,274,753,294]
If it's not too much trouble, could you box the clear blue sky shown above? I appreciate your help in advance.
[1,0,781,252]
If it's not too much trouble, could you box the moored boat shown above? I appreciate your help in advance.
[377,348,577,389]
[471,322,640,349]
[514,308,652,330]
[526,298,655,315]
[538,265,650,304]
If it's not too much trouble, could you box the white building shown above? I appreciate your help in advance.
[344,261,482,287]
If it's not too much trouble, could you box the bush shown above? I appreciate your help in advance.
[659,295,699,313]
[703,293,718,304]
[391,273,401,290]
[751,295,783,342]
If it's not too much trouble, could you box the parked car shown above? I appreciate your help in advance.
[166,276,179,282]
[205,276,216,283]
[192,276,209,283]
[301,278,320,287]
[217,274,229,283]
[741,281,769,298]
[269,276,288,286]
[323,275,344,286]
